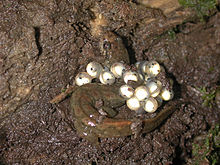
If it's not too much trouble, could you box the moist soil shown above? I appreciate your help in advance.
[0,0,220,164]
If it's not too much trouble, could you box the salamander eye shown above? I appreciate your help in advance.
[110,62,126,78]
[99,70,115,85]
[86,61,103,78]
[143,97,158,113]
[75,72,93,86]
[103,40,111,50]
[160,88,174,101]
[119,84,134,99]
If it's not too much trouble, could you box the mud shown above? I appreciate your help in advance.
[0,0,219,164]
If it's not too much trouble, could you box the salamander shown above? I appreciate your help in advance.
[70,82,180,143]
[50,8,182,144]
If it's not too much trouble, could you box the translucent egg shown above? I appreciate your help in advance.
[146,80,162,97]
[75,72,93,86]
[86,61,103,78]
[134,86,150,101]
[119,85,134,99]
[136,61,147,80]
[142,60,160,77]
[143,97,158,113]
[160,88,174,101]
[110,62,125,78]
[126,96,141,111]
[123,70,139,84]
[99,71,115,85]
[140,61,148,74]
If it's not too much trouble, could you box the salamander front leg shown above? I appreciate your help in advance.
[94,98,118,118]
[100,106,118,118]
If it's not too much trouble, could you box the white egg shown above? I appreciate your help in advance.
[160,88,174,101]
[126,96,141,111]
[123,70,139,84]
[110,62,125,78]
[143,97,158,113]
[99,71,115,85]
[119,85,134,99]
[134,86,150,101]
[75,72,93,86]
[146,80,162,97]
[86,61,103,78]
[142,60,160,77]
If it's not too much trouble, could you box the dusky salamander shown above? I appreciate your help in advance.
[50,8,183,144]
[70,82,181,143]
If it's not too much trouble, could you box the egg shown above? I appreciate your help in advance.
[86,61,103,78]
[126,96,141,111]
[160,88,174,101]
[123,70,139,84]
[140,61,148,74]
[75,72,93,86]
[119,85,134,99]
[136,61,146,79]
[146,80,162,97]
[143,97,158,113]
[142,60,160,77]
[99,70,115,85]
[134,86,150,101]
[110,62,125,78]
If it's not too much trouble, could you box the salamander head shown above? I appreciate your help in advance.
[100,32,130,67]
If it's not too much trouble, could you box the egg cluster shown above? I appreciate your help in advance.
[75,61,121,86]
[75,60,174,113]
[120,61,174,113]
